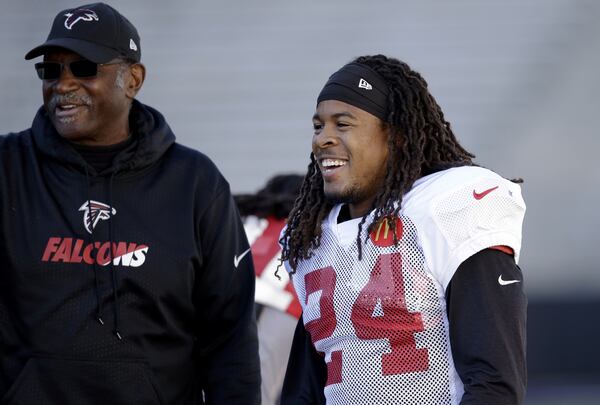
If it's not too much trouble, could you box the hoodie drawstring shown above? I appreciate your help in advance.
[84,165,105,326]
[107,170,122,340]
[84,165,123,340]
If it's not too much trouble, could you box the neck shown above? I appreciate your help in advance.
[348,196,376,219]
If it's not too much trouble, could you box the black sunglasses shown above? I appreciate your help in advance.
[34,60,123,80]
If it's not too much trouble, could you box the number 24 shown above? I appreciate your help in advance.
[304,253,429,386]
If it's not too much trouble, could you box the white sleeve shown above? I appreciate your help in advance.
[421,175,526,289]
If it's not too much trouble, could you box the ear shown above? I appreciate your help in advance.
[126,63,146,99]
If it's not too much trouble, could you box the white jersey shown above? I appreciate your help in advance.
[286,166,526,405]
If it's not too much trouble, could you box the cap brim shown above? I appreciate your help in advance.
[25,38,119,64]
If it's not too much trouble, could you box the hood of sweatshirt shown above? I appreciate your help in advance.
[31,99,175,177]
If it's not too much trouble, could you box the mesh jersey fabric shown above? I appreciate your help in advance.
[285,166,526,405]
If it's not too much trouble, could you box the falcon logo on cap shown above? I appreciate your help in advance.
[64,9,99,30]
[358,78,373,90]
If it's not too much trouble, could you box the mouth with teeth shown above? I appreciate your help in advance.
[320,158,348,177]
[48,94,92,124]
[54,104,86,122]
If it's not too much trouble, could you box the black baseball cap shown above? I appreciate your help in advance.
[25,2,141,64]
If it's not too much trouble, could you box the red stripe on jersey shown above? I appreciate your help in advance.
[284,281,302,319]
[250,217,286,277]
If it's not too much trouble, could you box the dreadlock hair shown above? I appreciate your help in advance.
[234,174,304,219]
[280,54,476,272]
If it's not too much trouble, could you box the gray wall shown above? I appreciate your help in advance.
[1,0,599,300]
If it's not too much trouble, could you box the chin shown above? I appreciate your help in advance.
[52,121,88,142]
[55,128,77,140]
[52,119,76,136]
[325,193,351,205]
[55,130,93,146]
[324,185,355,205]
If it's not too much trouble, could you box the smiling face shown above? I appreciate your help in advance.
[41,49,144,146]
[312,100,390,219]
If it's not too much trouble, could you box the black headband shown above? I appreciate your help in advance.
[317,62,390,121]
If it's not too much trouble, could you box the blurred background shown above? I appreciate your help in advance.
[1,0,599,403]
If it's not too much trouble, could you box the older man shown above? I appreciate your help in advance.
[0,3,260,404]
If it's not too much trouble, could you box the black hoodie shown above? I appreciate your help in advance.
[0,101,260,404]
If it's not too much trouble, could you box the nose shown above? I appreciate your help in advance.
[53,64,80,94]
[313,124,338,151]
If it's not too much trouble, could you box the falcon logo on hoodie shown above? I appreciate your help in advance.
[79,200,116,234]
[40,200,149,267]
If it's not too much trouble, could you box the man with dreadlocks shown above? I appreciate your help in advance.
[279,55,527,405]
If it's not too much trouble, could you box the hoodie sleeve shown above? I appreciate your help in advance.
[193,185,260,404]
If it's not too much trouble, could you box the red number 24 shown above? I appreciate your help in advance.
[303,253,429,386]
